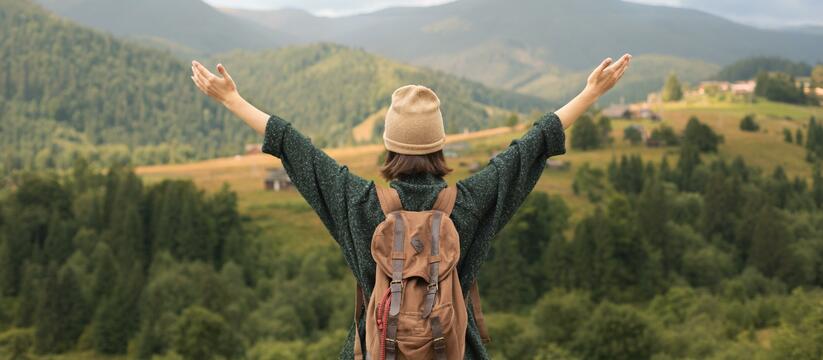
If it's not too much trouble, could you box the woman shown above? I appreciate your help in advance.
[191,53,631,359]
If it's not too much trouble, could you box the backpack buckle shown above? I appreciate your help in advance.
[433,336,446,351]
[390,280,402,293]
[385,338,397,352]
[427,283,438,293]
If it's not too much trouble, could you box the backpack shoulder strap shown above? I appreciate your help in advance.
[470,281,491,344]
[432,186,457,215]
[376,186,403,215]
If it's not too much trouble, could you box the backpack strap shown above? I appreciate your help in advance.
[376,187,403,215]
[385,208,406,360]
[353,283,366,360]
[469,281,491,344]
[432,186,457,215]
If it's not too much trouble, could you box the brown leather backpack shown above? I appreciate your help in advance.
[354,186,489,360]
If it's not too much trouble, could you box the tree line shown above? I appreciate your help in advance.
[480,117,823,359]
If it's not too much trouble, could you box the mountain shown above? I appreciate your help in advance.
[32,0,292,55]
[714,57,813,82]
[0,0,553,176]
[226,0,822,102]
[0,0,244,174]
[780,25,823,37]
[210,43,554,141]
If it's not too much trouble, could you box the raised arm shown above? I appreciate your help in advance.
[191,61,268,134]
[190,61,374,242]
[457,54,631,235]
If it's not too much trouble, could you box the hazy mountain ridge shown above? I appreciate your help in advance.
[213,43,556,140]
[225,0,822,103]
[33,0,292,55]
[0,0,554,175]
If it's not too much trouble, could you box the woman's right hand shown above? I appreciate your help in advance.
[191,61,242,107]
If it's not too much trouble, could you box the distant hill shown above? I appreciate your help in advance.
[780,25,823,36]
[714,57,813,82]
[0,0,244,173]
[212,43,556,141]
[0,0,553,175]
[33,0,291,55]
[227,0,823,103]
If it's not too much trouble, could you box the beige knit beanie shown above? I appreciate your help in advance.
[383,85,446,155]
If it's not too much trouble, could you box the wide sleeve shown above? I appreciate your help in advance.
[456,112,566,236]
[262,115,374,243]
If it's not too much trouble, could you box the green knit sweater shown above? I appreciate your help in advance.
[262,113,566,359]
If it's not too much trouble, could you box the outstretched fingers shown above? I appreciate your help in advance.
[613,54,632,80]
[595,57,613,75]
[217,64,232,82]
[192,61,214,81]
[191,75,209,96]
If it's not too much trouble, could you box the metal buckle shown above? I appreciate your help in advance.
[385,338,397,351]
[433,336,446,350]
[390,280,402,293]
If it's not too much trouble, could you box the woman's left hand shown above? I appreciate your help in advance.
[584,54,632,99]
[191,61,241,107]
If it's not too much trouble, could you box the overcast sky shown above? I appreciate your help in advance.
[203,0,823,27]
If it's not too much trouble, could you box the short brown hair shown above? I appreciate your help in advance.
[380,150,453,181]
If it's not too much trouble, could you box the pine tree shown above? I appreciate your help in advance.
[14,261,43,327]
[662,73,684,102]
[702,171,742,244]
[813,65,823,88]
[43,210,74,264]
[748,207,793,279]
[90,243,118,305]
[34,264,89,353]
[598,116,613,144]
[676,143,702,191]
[637,177,676,277]
[796,128,804,146]
[93,262,144,354]
[571,115,603,151]
[812,164,823,209]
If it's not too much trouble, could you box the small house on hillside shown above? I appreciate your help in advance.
[545,159,571,171]
[602,105,659,121]
[443,142,470,158]
[602,105,632,119]
[731,81,756,95]
[636,108,661,121]
[264,168,292,191]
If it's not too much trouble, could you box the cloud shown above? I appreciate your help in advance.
[204,0,456,15]
[208,0,823,26]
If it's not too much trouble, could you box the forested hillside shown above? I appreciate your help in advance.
[214,44,554,142]
[0,0,246,174]
[0,0,553,177]
[715,57,813,81]
[3,110,823,359]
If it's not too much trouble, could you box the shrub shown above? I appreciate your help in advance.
[573,302,659,360]
[739,115,759,132]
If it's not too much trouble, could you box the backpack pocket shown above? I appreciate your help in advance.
[393,302,455,358]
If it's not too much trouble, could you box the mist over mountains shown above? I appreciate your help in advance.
[34,0,823,104]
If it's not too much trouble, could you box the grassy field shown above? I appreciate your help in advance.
[136,100,822,231]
